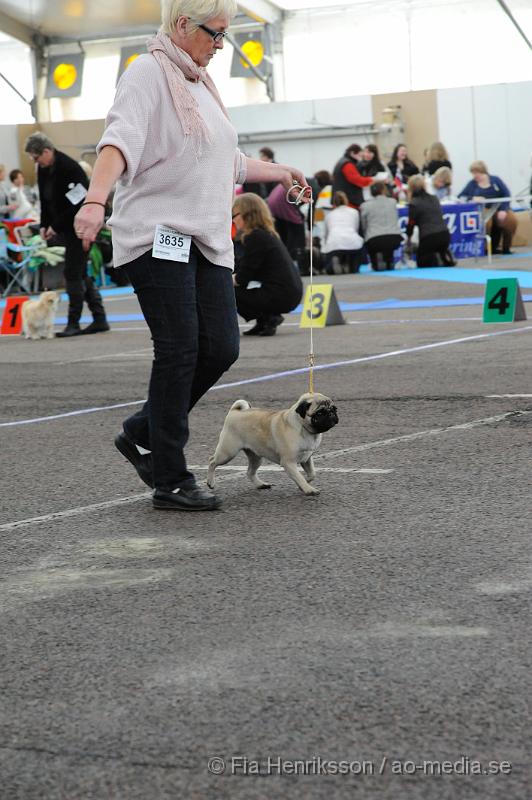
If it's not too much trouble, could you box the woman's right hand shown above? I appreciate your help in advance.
[74,203,105,251]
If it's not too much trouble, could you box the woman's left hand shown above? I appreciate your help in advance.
[281,169,312,203]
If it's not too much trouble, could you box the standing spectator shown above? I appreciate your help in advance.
[387,144,419,184]
[331,144,375,210]
[424,142,452,176]
[9,169,38,220]
[459,160,516,254]
[242,145,277,198]
[0,164,17,218]
[24,132,109,337]
[360,144,388,178]
[406,175,456,267]
[232,193,302,336]
[73,0,310,511]
[360,182,403,270]
[321,191,364,274]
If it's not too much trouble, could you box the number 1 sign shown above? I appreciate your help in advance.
[482,278,527,324]
[1,296,29,335]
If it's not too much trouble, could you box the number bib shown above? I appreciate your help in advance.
[152,225,192,263]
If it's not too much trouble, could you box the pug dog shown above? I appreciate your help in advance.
[207,392,338,496]
[21,290,59,340]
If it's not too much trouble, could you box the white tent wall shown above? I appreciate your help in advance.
[0,124,20,170]
[437,81,532,200]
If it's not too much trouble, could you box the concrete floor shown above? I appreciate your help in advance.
[1,252,531,799]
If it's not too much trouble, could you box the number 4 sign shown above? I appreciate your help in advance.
[300,284,345,328]
[1,296,29,335]
[483,278,527,323]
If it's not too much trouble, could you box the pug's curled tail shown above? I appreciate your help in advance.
[230,399,251,411]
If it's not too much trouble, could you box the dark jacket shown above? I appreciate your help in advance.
[458,175,511,211]
[387,158,419,181]
[359,157,386,178]
[406,192,447,239]
[332,156,365,208]
[426,159,452,176]
[235,228,303,299]
[38,149,89,233]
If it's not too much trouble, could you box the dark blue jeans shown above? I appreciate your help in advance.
[122,244,240,491]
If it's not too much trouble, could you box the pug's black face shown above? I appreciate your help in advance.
[296,398,339,433]
[310,402,339,432]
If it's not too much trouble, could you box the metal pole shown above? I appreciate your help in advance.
[495,0,532,50]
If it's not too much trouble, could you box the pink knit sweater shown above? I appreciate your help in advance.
[97,54,247,269]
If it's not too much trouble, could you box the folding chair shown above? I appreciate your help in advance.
[0,228,41,297]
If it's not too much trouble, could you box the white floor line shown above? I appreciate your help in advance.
[314,409,531,461]
[190,465,393,474]
[274,317,482,328]
[1,326,531,429]
[1,410,527,532]
[57,348,153,366]
[485,394,532,399]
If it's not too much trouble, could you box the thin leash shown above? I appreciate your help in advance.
[287,181,315,394]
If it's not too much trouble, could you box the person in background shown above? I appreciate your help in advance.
[267,181,306,270]
[242,145,277,198]
[73,0,310,511]
[0,164,17,218]
[24,132,110,337]
[360,181,403,270]
[331,143,377,210]
[360,144,388,177]
[428,165,455,202]
[232,193,303,336]
[459,160,516,254]
[424,141,452,176]
[387,143,419,184]
[312,169,333,245]
[406,174,456,267]
[9,169,38,220]
[321,191,364,274]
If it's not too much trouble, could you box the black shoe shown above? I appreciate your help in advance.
[56,324,82,337]
[502,249,513,255]
[153,486,222,511]
[114,432,154,488]
[258,315,284,336]
[82,319,110,334]
[243,321,265,336]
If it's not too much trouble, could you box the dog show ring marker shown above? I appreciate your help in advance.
[482,278,527,324]
[300,284,346,329]
[1,296,29,335]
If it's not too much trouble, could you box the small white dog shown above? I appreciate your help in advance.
[21,290,59,340]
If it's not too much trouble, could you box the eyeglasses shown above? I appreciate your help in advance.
[197,23,226,43]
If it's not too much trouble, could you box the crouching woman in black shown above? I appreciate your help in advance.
[406,175,456,267]
[232,193,303,336]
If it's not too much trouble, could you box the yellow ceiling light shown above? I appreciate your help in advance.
[239,39,264,69]
[124,53,140,69]
[53,62,78,90]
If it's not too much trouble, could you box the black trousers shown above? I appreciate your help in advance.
[122,246,240,491]
[235,284,302,321]
[366,234,403,270]
[416,230,454,268]
[60,232,107,325]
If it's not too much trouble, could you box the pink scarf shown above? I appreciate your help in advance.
[146,29,229,157]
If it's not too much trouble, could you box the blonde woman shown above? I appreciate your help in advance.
[232,193,303,336]
[429,166,454,202]
[459,161,516,255]
[73,0,310,511]
[424,142,452,176]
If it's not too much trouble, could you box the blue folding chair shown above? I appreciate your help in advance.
[0,227,41,297]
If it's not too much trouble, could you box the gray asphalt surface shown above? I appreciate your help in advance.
[1,254,531,799]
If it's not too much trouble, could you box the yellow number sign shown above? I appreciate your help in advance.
[300,284,345,328]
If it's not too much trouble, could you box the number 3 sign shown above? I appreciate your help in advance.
[1,296,29,335]
[300,284,345,328]
[483,278,527,323]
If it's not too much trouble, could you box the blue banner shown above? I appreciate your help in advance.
[397,202,485,260]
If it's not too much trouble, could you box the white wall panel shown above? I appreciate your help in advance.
[0,124,21,171]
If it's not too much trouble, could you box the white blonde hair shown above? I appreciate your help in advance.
[161,0,237,33]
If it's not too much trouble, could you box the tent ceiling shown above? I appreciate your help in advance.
[0,0,276,42]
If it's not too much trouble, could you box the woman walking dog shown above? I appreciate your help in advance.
[73,0,309,511]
